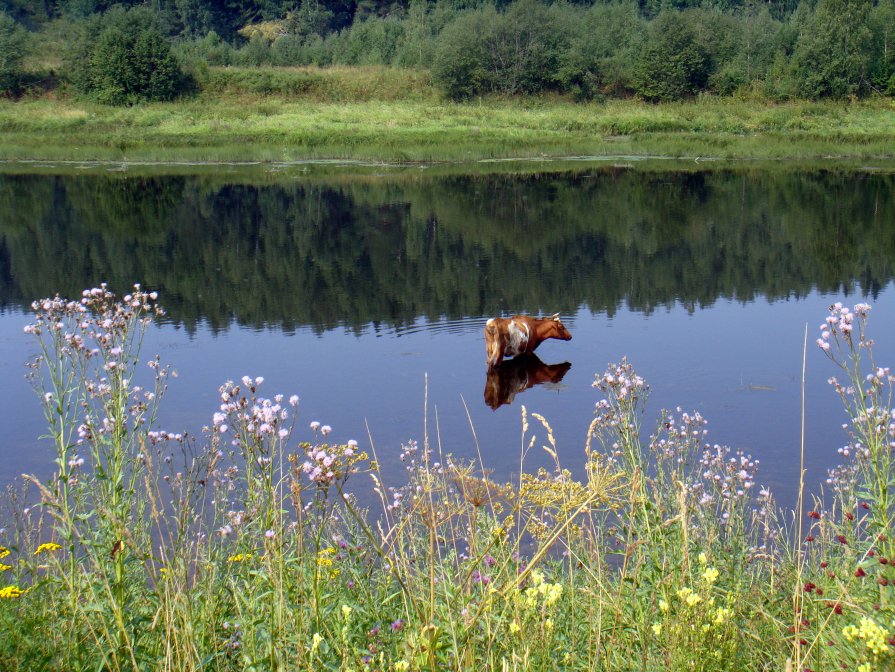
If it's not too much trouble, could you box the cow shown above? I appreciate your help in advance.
[484,354,572,409]
[483,313,572,369]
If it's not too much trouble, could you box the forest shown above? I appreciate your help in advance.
[0,0,893,103]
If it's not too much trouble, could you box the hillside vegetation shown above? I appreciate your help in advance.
[0,0,893,104]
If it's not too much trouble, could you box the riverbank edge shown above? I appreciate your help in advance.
[1,94,894,168]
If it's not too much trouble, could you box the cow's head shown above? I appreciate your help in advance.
[548,313,572,341]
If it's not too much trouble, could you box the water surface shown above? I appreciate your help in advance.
[1,162,893,511]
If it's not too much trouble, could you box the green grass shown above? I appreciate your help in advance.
[2,288,895,671]
[1,68,894,164]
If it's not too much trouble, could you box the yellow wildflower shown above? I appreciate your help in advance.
[857,664,871,672]
[394,662,410,672]
[651,622,662,636]
[0,563,11,572]
[702,567,719,584]
[341,604,353,621]
[698,552,708,565]
[544,618,554,632]
[0,547,9,559]
[509,621,521,635]
[659,599,670,613]
[34,542,61,555]
[713,607,731,625]
[0,585,25,598]
[227,553,254,563]
[843,617,890,657]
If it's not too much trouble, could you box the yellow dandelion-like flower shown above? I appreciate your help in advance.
[651,622,662,636]
[227,553,254,563]
[702,567,719,584]
[0,563,11,572]
[0,547,10,559]
[0,585,26,599]
[34,542,61,555]
[509,621,521,635]
[857,663,871,672]
[713,607,731,626]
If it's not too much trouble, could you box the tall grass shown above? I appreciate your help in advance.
[0,84,894,163]
[1,288,895,670]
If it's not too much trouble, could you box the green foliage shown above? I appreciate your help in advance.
[788,0,873,98]
[431,8,491,99]
[432,0,567,99]
[0,12,27,96]
[634,10,710,101]
[868,0,895,94]
[67,7,187,105]
[556,1,645,99]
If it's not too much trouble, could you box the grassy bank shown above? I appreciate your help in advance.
[1,287,894,671]
[1,67,894,164]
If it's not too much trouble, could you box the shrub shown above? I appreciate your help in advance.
[432,0,566,99]
[0,12,27,96]
[633,10,710,101]
[788,0,873,98]
[67,6,187,105]
[556,2,645,100]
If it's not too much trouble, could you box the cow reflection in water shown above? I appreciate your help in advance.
[484,354,572,410]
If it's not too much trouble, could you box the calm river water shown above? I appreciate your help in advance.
[1,160,894,511]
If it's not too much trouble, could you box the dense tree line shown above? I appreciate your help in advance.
[0,0,893,101]
[0,168,892,332]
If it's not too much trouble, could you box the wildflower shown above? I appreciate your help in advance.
[342,604,353,621]
[698,552,708,565]
[702,567,720,584]
[509,621,521,635]
[659,599,670,613]
[0,563,10,571]
[651,622,662,636]
[34,542,61,555]
[390,619,405,631]
[843,617,890,657]
[394,662,410,672]
[713,607,731,625]
[265,529,276,539]
[0,547,9,559]
[0,585,26,599]
[311,632,324,654]
[227,553,254,563]
[544,618,554,632]
[856,567,867,578]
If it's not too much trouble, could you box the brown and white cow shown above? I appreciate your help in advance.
[483,313,572,369]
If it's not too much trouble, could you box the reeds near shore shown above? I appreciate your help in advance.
[1,287,894,671]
